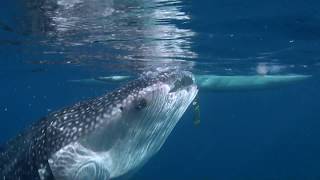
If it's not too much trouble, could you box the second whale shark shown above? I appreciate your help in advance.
[69,74,311,91]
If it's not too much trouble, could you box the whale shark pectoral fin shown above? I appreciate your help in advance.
[74,161,110,180]
[49,158,110,180]
[48,143,111,180]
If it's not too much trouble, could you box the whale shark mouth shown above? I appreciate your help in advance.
[47,70,198,179]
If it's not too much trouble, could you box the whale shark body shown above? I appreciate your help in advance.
[0,71,198,180]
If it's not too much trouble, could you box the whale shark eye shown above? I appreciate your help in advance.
[135,98,147,110]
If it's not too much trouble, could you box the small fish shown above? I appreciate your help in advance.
[192,94,201,126]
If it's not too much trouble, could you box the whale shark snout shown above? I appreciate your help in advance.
[0,70,198,180]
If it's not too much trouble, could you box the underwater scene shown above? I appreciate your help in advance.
[1,0,320,179]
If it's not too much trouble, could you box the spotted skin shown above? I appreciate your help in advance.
[0,71,197,180]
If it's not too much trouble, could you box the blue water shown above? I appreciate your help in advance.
[1,0,320,179]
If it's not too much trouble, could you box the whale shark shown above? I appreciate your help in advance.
[68,74,311,91]
[0,71,198,180]
[194,74,311,91]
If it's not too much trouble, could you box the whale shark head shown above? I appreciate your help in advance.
[0,70,198,180]
[46,70,198,179]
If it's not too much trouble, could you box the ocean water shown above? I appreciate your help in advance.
[1,0,320,179]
